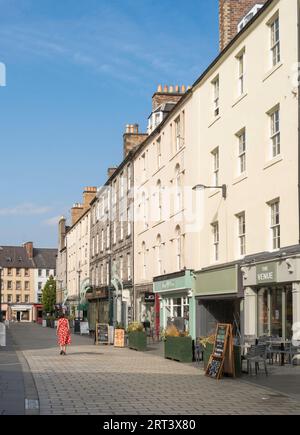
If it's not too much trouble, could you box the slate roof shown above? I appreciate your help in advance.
[0,245,57,269]
[32,248,57,269]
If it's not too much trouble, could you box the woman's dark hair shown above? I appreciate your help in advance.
[58,312,65,319]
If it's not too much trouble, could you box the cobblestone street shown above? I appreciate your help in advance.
[0,323,298,415]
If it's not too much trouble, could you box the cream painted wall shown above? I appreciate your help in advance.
[66,210,91,299]
[134,0,299,284]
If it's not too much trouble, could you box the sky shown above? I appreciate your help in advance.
[0,0,219,248]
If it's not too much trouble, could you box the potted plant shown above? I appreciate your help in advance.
[164,325,193,363]
[127,322,147,351]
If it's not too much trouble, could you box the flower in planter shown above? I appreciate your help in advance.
[199,335,215,348]
[127,322,144,333]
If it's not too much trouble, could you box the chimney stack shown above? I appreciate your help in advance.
[123,124,148,158]
[107,167,118,179]
[24,242,33,260]
[83,186,97,211]
[58,216,66,251]
[71,203,84,226]
[152,84,187,111]
[219,0,267,51]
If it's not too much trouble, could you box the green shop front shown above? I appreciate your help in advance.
[242,247,300,341]
[153,270,196,340]
[195,264,243,340]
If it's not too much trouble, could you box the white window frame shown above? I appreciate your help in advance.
[174,116,181,152]
[127,207,131,236]
[127,164,132,192]
[120,172,124,198]
[101,229,104,251]
[270,199,280,250]
[175,227,182,271]
[237,212,246,256]
[237,51,245,96]
[120,213,124,241]
[212,76,220,117]
[113,222,116,245]
[270,106,280,158]
[237,129,246,174]
[212,148,219,186]
[212,222,219,262]
[106,263,110,285]
[270,15,280,67]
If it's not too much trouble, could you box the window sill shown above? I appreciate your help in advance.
[263,155,283,170]
[169,146,186,163]
[232,173,248,185]
[169,209,185,219]
[152,165,166,177]
[263,62,283,82]
[208,115,221,128]
[152,220,165,229]
[232,93,248,108]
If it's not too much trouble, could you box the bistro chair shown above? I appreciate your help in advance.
[195,338,204,363]
[245,344,268,376]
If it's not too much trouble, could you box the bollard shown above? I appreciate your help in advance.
[0,323,6,347]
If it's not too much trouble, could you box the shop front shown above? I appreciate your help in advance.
[195,264,243,341]
[33,304,43,324]
[153,270,196,340]
[10,305,33,322]
[242,248,300,341]
[86,287,109,331]
[134,283,156,329]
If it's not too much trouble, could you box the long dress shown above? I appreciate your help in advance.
[57,318,71,346]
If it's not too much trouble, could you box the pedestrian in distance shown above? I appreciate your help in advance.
[56,312,71,355]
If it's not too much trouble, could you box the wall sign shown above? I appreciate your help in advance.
[95,323,109,345]
[256,262,277,284]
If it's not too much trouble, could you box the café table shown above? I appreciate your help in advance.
[266,339,292,366]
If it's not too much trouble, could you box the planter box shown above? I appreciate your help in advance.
[164,336,193,363]
[128,331,147,351]
[203,342,242,377]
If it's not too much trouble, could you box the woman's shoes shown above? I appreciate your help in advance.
[60,350,63,355]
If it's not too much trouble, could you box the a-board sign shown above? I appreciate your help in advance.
[80,321,89,335]
[114,329,125,348]
[96,323,109,344]
[205,323,235,380]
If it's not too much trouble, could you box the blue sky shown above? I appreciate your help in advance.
[0,0,219,248]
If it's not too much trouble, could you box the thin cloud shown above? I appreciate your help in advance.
[0,203,51,216]
[43,216,60,227]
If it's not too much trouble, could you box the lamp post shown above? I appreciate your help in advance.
[77,269,82,321]
[192,183,227,199]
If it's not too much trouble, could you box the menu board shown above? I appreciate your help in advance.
[96,323,109,345]
[205,323,235,380]
[114,329,125,348]
[80,322,89,335]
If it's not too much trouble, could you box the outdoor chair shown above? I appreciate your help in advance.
[245,344,268,376]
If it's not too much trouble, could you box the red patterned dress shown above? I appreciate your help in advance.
[57,318,71,346]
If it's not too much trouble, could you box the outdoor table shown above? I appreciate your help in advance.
[266,340,291,366]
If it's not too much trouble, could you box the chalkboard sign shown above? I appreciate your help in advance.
[205,323,235,380]
[96,323,109,345]
[114,329,125,348]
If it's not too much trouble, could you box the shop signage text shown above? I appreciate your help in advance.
[256,263,277,284]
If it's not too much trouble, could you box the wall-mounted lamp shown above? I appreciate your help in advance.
[192,184,227,199]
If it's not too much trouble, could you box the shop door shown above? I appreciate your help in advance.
[198,299,239,337]
[17,312,21,322]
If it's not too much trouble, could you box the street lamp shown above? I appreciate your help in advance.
[77,269,82,321]
[192,183,227,199]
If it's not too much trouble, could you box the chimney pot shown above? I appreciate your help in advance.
[163,85,168,92]
[175,85,180,93]
[181,85,186,93]
[169,85,174,93]
[157,84,163,92]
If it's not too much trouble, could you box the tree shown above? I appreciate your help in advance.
[42,276,56,314]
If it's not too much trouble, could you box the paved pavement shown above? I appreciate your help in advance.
[0,329,25,415]
[3,323,300,415]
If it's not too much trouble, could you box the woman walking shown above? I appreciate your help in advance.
[56,313,71,355]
